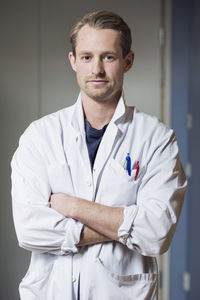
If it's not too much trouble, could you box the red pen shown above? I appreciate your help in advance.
[134,161,139,181]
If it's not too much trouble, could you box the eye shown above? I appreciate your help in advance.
[104,55,115,61]
[81,56,91,62]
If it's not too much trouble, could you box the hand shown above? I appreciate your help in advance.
[50,193,75,217]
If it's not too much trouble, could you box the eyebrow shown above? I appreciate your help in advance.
[78,52,91,56]
[78,51,117,56]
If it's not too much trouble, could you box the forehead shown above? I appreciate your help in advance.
[75,25,122,54]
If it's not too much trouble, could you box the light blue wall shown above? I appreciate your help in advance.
[188,0,200,298]
[171,0,200,298]
[171,0,190,299]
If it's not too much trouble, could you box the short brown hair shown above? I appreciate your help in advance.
[70,11,132,58]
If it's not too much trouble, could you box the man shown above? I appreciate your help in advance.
[11,11,187,300]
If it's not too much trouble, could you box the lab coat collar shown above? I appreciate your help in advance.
[71,94,86,136]
[70,93,127,134]
[109,94,126,125]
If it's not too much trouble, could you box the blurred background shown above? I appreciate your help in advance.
[0,0,199,299]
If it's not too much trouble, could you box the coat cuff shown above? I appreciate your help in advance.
[61,219,83,254]
[118,205,138,245]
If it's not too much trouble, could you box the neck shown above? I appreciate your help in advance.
[81,92,121,130]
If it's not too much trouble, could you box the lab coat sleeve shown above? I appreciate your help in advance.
[118,129,187,256]
[11,124,83,255]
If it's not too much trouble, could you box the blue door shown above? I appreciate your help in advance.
[171,0,200,299]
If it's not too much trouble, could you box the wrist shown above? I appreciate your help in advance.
[68,196,79,218]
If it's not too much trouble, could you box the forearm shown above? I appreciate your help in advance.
[50,194,124,241]
[77,225,112,247]
[71,198,124,241]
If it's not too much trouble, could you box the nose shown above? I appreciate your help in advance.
[92,58,105,76]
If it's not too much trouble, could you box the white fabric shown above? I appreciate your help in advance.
[11,94,187,300]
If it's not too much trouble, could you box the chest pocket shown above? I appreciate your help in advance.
[97,158,145,207]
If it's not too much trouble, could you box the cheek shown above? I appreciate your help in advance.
[76,66,89,82]
[110,69,124,83]
[106,62,124,80]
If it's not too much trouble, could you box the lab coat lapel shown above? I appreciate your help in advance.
[93,123,118,174]
[63,95,92,198]
[93,96,126,177]
[70,95,91,172]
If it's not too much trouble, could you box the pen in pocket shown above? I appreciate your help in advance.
[134,161,139,181]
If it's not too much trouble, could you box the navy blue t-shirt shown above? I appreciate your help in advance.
[84,119,108,168]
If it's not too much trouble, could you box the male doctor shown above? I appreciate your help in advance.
[11,11,187,300]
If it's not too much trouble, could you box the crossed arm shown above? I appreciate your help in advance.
[50,193,124,247]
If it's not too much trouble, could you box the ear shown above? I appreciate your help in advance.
[68,51,77,72]
[124,51,134,73]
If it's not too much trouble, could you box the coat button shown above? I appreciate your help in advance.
[72,277,76,283]
[86,180,92,187]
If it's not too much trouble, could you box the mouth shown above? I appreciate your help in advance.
[87,80,109,85]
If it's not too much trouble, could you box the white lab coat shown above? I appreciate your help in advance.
[11,95,187,300]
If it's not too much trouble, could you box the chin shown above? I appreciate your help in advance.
[85,89,115,102]
[90,95,109,102]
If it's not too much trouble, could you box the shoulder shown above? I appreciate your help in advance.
[20,104,75,143]
[12,104,76,165]
[131,107,174,139]
[30,104,74,133]
[125,106,176,160]
[134,109,179,163]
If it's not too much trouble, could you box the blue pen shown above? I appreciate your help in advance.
[126,153,131,176]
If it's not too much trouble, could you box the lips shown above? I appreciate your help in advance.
[87,80,108,87]
[88,79,108,82]
[87,79,109,85]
